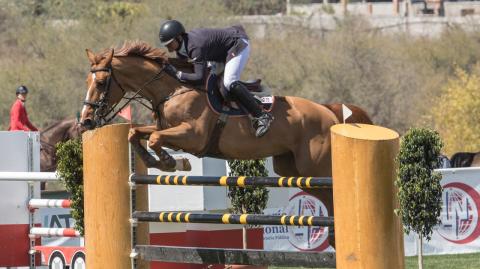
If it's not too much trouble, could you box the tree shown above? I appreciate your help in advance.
[228,159,269,249]
[224,0,285,15]
[427,66,480,155]
[396,128,443,269]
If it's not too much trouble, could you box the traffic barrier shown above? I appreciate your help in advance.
[131,174,332,188]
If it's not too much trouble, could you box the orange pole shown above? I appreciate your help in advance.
[331,124,404,269]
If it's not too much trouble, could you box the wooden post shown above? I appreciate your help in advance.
[367,3,373,15]
[331,124,404,269]
[83,123,149,269]
[342,0,348,15]
[393,0,399,15]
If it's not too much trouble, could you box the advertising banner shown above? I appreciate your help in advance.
[264,189,334,252]
[264,168,480,256]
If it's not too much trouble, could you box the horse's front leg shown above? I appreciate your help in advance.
[148,122,199,172]
[128,125,165,169]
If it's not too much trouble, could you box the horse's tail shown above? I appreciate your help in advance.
[322,103,373,124]
[450,152,476,168]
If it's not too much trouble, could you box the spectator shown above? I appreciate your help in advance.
[8,85,38,131]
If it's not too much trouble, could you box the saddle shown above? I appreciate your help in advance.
[194,73,275,158]
[206,74,274,116]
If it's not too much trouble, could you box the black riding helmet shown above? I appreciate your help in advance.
[159,20,185,46]
[16,85,29,95]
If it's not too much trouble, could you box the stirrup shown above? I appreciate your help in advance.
[253,113,273,138]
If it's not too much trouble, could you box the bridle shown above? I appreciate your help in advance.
[83,65,166,128]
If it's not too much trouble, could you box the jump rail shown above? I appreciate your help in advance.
[0,172,57,182]
[131,174,332,188]
[29,227,80,238]
[132,211,334,227]
[134,245,336,268]
[28,199,72,209]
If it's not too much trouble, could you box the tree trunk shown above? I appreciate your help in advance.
[417,235,423,269]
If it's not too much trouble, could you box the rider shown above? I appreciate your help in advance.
[159,20,273,138]
[8,85,38,132]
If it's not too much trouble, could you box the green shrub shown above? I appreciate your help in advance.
[56,138,84,235]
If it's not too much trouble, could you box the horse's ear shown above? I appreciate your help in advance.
[86,49,96,65]
[104,48,114,65]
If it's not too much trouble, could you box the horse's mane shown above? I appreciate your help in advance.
[40,118,78,138]
[99,41,168,64]
[41,119,67,133]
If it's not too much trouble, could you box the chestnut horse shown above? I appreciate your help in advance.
[79,41,373,246]
[40,118,83,172]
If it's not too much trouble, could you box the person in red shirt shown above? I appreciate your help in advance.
[8,85,38,131]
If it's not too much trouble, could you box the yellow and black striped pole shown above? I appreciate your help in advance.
[130,175,332,188]
[132,211,334,227]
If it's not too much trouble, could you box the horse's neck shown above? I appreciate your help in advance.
[41,121,72,144]
[115,57,183,107]
[163,87,208,122]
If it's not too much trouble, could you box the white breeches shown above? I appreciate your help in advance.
[223,39,250,90]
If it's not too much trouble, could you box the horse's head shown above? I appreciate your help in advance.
[80,48,125,130]
[80,41,187,130]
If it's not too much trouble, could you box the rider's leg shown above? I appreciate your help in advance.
[224,39,273,137]
[229,82,273,137]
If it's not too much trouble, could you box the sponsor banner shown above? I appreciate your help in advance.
[264,189,334,252]
[39,207,82,246]
[264,168,480,256]
[404,168,480,255]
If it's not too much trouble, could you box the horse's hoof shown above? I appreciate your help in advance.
[175,158,192,171]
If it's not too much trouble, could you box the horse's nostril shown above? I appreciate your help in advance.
[82,119,95,130]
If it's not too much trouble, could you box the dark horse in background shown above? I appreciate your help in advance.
[450,152,480,168]
[40,118,83,172]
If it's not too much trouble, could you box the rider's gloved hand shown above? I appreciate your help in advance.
[164,63,178,78]
[164,64,185,83]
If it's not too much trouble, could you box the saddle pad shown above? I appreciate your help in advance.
[206,74,274,116]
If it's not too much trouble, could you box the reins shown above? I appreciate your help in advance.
[88,65,166,125]
[87,59,207,128]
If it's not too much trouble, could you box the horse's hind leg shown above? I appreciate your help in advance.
[273,152,335,249]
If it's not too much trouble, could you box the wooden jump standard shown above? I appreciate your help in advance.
[131,174,332,188]
[83,123,404,269]
[132,211,334,227]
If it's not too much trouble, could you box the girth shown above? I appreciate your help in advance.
[195,113,228,158]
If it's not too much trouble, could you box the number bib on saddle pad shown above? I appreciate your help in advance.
[205,74,274,116]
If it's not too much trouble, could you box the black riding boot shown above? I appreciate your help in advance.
[229,81,273,137]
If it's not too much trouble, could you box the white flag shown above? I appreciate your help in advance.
[342,104,352,124]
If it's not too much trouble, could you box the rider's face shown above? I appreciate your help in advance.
[17,93,27,101]
[166,39,179,53]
